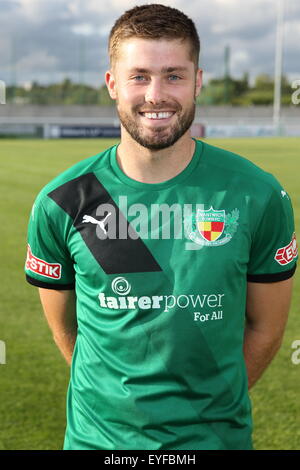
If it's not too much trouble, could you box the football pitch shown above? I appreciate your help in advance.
[0,137,299,450]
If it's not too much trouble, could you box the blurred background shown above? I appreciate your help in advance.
[0,0,300,137]
[0,0,299,450]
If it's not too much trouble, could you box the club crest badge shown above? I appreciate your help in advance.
[188,207,239,247]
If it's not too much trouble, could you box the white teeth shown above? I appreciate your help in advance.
[143,112,174,120]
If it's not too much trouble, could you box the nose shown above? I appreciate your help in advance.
[144,77,167,105]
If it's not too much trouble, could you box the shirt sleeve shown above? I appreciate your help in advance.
[25,198,75,289]
[247,178,298,283]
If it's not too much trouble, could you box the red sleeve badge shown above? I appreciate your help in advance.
[275,233,298,266]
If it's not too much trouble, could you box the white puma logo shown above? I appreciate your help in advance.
[82,213,111,235]
[281,190,289,199]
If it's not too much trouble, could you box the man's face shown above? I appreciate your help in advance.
[106,38,202,150]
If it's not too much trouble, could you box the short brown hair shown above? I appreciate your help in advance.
[108,4,200,68]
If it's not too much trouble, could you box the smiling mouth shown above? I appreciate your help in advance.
[139,111,176,120]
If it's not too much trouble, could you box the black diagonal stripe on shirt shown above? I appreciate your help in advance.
[48,172,162,274]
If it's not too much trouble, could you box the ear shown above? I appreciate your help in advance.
[195,68,203,97]
[105,69,117,100]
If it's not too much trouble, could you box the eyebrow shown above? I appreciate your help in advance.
[128,66,188,74]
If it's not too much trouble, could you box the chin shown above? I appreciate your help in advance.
[136,134,181,151]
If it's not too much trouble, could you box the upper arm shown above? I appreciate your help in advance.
[38,288,77,336]
[247,179,297,284]
[246,278,294,340]
[245,176,297,340]
[25,197,75,290]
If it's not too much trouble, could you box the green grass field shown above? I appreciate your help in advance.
[0,137,299,450]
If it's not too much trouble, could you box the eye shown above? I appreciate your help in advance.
[168,75,181,81]
[133,75,147,81]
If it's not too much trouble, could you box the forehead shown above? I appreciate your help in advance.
[115,38,193,70]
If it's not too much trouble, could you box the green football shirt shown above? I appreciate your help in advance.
[25,139,298,450]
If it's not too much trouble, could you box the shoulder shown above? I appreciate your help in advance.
[200,141,283,197]
[34,144,116,207]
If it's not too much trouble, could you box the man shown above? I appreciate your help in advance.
[25,4,298,450]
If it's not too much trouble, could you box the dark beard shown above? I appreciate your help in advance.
[116,101,196,151]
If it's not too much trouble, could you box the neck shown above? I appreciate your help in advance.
[116,130,196,184]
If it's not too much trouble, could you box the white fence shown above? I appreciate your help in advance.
[0,340,6,365]
[0,105,299,138]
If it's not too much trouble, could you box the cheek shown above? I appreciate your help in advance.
[181,84,196,99]
[117,84,141,104]
[169,83,194,101]
[171,90,194,109]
